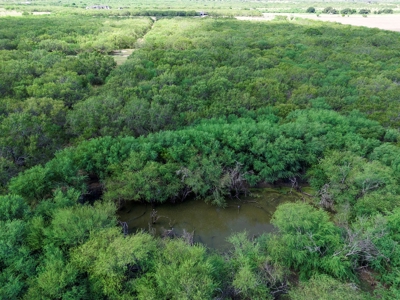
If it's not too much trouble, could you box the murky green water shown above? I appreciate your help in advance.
[118,188,308,251]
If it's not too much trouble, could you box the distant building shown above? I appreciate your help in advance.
[86,5,111,9]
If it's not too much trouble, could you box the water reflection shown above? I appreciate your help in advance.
[118,188,307,251]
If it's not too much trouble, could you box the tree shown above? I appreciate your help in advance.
[289,274,369,300]
[0,220,35,299]
[306,7,316,13]
[27,71,90,108]
[228,232,279,299]
[71,228,158,298]
[0,97,67,169]
[136,239,218,299]
[24,244,88,299]
[268,202,351,279]
[44,201,116,248]
[340,8,356,15]
[322,7,334,13]
[359,9,371,15]
[0,194,28,221]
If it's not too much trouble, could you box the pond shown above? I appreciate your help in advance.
[118,188,309,251]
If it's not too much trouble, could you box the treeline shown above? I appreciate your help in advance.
[317,7,393,14]
[2,18,400,188]
[77,9,257,18]
[0,16,153,187]
[9,108,400,212]
[0,16,153,53]
[74,18,400,137]
[3,2,262,18]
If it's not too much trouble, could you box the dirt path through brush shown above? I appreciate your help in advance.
[112,17,157,65]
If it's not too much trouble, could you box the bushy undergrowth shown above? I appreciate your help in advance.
[1,14,400,299]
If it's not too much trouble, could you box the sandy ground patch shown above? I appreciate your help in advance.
[111,49,135,65]
[237,13,400,32]
[0,9,51,16]
[0,9,22,16]
[32,12,51,15]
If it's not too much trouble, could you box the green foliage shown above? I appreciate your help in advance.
[289,274,369,300]
[0,194,28,221]
[340,8,356,15]
[105,159,183,203]
[322,7,338,14]
[0,219,35,299]
[44,201,116,248]
[136,239,218,300]
[72,227,158,298]
[0,97,67,171]
[8,165,52,203]
[0,16,152,54]
[309,150,399,216]
[2,11,400,300]
[11,107,393,207]
[306,7,315,13]
[359,9,371,14]
[269,202,351,279]
[25,244,87,299]
[228,232,273,299]
[374,9,394,14]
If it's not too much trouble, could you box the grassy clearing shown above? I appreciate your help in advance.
[111,48,135,65]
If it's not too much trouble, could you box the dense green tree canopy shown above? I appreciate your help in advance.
[1,11,400,300]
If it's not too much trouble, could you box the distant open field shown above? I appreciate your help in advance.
[0,8,50,16]
[238,13,400,32]
[0,8,20,16]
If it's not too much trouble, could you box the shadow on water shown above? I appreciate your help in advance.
[118,188,310,252]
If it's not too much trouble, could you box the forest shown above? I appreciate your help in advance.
[1,2,400,299]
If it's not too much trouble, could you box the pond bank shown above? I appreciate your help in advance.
[118,187,313,251]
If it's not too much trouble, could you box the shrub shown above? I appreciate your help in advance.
[359,9,371,14]
[268,203,351,279]
[289,274,368,300]
[382,9,394,14]
[306,7,315,13]
[374,9,393,14]
[322,7,332,13]
[322,7,339,14]
[340,8,356,15]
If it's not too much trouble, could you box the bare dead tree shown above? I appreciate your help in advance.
[118,221,129,237]
[289,176,300,194]
[151,209,159,224]
[340,162,351,184]
[227,162,249,198]
[262,262,289,297]
[334,218,390,270]
[176,167,193,201]
[182,229,194,246]
[319,183,335,210]
[148,222,156,236]
[304,231,325,256]
[361,178,384,195]
[161,227,176,239]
